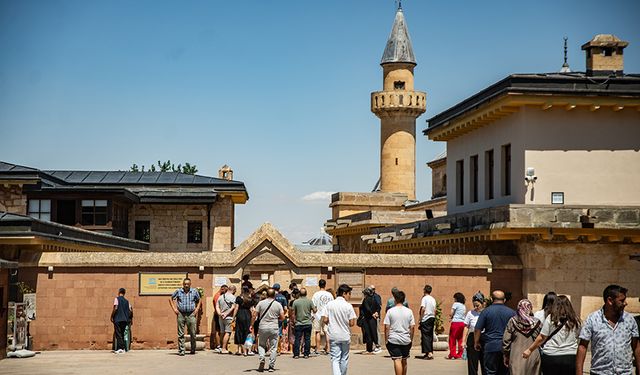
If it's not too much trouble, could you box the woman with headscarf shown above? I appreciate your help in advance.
[359,287,381,354]
[463,291,486,374]
[502,299,541,375]
[234,286,255,356]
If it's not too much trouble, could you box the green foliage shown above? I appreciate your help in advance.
[16,282,34,295]
[129,160,198,175]
[434,300,445,334]
[197,287,204,298]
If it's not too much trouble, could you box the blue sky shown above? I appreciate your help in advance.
[1,0,639,243]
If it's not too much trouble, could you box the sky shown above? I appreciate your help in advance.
[1,0,639,244]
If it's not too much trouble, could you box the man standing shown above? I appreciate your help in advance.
[273,283,288,353]
[384,290,415,375]
[212,284,228,352]
[292,288,316,358]
[169,278,202,356]
[577,284,640,375]
[473,290,515,375]
[111,287,132,354]
[322,284,357,375]
[217,285,237,354]
[254,288,285,372]
[386,287,409,311]
[312,279,334,355]
[418,284,436,360]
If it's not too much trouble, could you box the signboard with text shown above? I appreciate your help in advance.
[336,271,365,302]
[139,272,188,296]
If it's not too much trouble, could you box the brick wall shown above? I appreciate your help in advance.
[0,185,26,214]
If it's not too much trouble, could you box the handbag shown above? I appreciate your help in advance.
[254,300,275,332]
[356,314,365,327]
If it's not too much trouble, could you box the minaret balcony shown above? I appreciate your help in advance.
[371,90,427,118]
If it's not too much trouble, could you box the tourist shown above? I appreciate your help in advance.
[533,291,556,322]
[241,274,253,290]
[322,284,357,375]
[287,288,301,353]
[254,288,285,372]
[273,283,288,353]
[360,287,381,354]
[522,295,580,375]
[502,299,541,375]
[463,291,485,374]
[312,279,334,355]
[418,284,436,360]
[577,284,640,375]
[292,287,316,358]
[111,287,132,354]
[212,284,228,352]
[370,285,383,352]
[474,290,515,375]
[216,284,237,354]
[234,286,255,356]
[386,287,409,311]
[447,292,467,359]
[384,290,415,375]
[169,278,202,356]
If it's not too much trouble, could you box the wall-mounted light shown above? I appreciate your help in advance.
[327,266,333,272]
[198,266,205,272]
[525,167,537,185]
[47,266,54,272]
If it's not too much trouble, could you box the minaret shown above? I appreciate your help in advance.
[560,37,571,73]
[371,5,426,200]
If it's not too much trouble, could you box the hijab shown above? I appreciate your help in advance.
[514,299,538,334]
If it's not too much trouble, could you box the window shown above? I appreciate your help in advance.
[135,221,150,242]
[470,155,478,203]
[456,160,464,206]
[501,144,511,196]
[485,149,494,200]
[28,199,51,221]
[393,81,405,90]
[187,221,203,243]
[81,200,108,226]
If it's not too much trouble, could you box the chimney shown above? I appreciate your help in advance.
[581,34,628,76]
[218,164,233,180]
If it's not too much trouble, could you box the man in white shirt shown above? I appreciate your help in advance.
[384,290,415,375]
[312,279,334,355]
[418,284,436,360]
[254,288,285,372]
[322,284,356,375]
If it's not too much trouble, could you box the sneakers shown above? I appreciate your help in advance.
[178,352,185,356]
[268,367,275,372]
[258,359,265,372]
[213,347,222,353]
[114,349,125,354]
[372,347,383,354]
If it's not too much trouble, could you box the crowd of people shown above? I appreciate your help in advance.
[111,278,640,375]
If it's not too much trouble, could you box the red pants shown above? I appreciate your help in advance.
[448,322,465,358]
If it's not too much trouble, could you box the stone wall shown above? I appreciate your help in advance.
[330,192,408,220]
[0,185,26,214]
[127,198,235,252]
[0,268,9,359]
[518,241,640,319]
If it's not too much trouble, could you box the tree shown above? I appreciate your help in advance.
[129,160,198,175]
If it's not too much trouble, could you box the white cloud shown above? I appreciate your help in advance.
[301,191,334,202]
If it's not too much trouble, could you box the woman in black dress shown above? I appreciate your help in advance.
[359,287,381,354]
[234,286,255,356]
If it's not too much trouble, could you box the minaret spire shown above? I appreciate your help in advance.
[561,37,571,73]
[381,5,416,65]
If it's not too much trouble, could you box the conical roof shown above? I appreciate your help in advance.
[381,8,416,65]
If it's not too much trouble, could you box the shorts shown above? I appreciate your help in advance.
[219,317,233,333]
[312,318,328,334]
[386,342,411,359]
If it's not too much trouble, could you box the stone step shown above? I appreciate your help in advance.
[184,341,206,351]
[185,334,206,341]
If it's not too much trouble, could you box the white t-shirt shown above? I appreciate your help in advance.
[420,295,436,322]
[540,315,579,356]
[464,309,480,331]
[533,309,546,322]
[451,302,466,323]
[321,296,356,343]
[312,290,334,321]
[256,298,284,331]
[384,305,415,345]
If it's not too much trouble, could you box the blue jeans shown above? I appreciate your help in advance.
[294,324,312,357]
[330,340,350,375]
[483,351,508,375]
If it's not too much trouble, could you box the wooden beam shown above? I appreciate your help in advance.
[565,104,576,111]
[590,105,600,111]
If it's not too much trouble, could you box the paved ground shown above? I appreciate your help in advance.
[2,350,471,375]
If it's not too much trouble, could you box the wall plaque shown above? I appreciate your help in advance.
[336,271,365,301]
[139,272,188,295]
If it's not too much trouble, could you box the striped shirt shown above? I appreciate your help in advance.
[579,308,639,375]
[171,288,200,314]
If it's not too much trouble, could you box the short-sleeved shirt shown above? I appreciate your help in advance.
[540,315,579,356]
[451,302,466,323]
[579,308,639,374]
[256,298,284,331]
[420,295,437,322]
[113,296,132,323]
[322,296,357,343]
[464,309,481,331]
[217,292,236,318]
[275,292,288,310]
[475,303,516,353]
[533,309,546,322]
[171,288,200,314]
[292,297,315,325]
[384,305,415,345]
[312,290,334,321]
